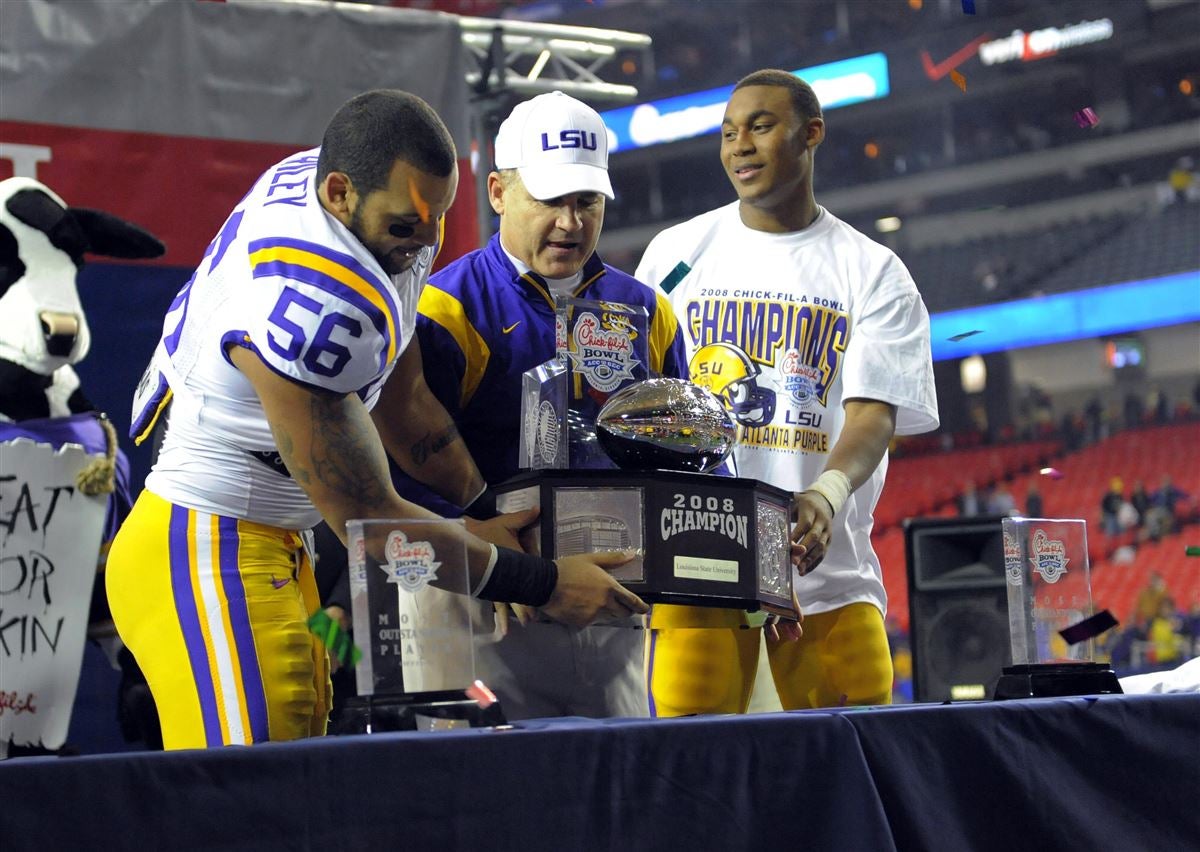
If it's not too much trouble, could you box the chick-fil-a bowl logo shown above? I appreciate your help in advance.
[568,312,639,392]
[1029,529,1069,584]
[780,348,824,406]
[1003,528,1024,586]
[382,530,441,593]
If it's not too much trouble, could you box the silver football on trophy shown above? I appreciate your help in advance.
[595,378,737,473]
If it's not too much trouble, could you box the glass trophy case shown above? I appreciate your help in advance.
[519,295,651,471]
[995,517,1121,699]
[340,517,505,731]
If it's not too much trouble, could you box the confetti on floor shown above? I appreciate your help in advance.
[950,69,967,92]
[1074,107,1099,128]
[1040,467,1064,480]
[947,329,983,341]
[962,0,976,13]
[1186,546,1200,557]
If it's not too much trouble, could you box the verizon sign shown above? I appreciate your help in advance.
[978,18,1114,65]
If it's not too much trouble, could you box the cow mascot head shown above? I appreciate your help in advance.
[0,176,164,491]
[0,176,165,755]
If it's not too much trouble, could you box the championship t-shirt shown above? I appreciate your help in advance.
[638,203,938,615]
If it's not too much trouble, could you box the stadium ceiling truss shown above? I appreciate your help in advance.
[458,17,652,102]
[253,2,651,103]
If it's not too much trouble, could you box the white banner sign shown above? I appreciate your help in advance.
[1,439,107,753]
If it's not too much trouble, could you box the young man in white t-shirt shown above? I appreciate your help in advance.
[637,69,939,715]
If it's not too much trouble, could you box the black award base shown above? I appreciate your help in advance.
[993,662,1123,700]
[334,691,507,734]
[494,468,797,620]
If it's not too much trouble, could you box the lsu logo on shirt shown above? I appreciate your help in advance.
[686,296,849,455]
[684,298,848,407]
[689,342,775,427]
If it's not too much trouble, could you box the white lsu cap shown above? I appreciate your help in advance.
[493,91,614,201]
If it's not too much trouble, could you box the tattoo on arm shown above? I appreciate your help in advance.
[308,394,388,504]
[410,424,461,468]
[274,428,310,485]
[272,392,387,504]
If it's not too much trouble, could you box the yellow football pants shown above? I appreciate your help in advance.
[107,490,331,749]
[647,601,893,716]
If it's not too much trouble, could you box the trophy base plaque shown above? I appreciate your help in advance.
[494,468,797,619]
[993,662,1123,701]
[334,692,507,734]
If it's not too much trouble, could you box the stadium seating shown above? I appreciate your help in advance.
[1038,200,1200,296]
[875,422,1200,633]
[1090,530,1200,626]
[874,439,1060,532]
[896,199,1199,313]
[875,526,910,632]
[1004,422,1200,553]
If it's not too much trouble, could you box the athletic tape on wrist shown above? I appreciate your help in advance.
[476,546,558,606]
[470,545,500,597]
[805,469,852,517]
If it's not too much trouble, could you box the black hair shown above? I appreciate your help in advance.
[316,90,456,193]
[733,69,823,124]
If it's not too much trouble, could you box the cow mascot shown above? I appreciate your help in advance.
[0,176,164,755]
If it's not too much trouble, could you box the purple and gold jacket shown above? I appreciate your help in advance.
[394,235,687,514]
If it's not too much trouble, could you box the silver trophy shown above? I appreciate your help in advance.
[501,377,797,619]
[595,377,736,473]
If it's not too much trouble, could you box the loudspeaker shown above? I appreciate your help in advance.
[906,516,1012,702]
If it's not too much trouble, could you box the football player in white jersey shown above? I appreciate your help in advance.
[637,70,939,715]
[106,90,647,749]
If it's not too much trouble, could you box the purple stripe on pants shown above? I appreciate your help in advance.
[169,505,224,746]
[646,629,658,718]
[217,516,270,743]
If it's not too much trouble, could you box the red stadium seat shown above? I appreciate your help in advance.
[872,423,1200,634]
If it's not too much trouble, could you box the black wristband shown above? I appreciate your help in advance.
[477,547,558,607]
[463,484,499,520]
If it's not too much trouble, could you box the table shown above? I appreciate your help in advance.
[2,694,1196,851]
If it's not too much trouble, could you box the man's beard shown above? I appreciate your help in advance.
[348,206,413,275]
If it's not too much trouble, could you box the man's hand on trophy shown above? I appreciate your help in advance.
[764,589,804,642]
[791,491,834,576]
[466,506,540,551]
[541,552,649,627]
[492,601,538,636]
[516,517,540,555]
[467,507,545,634]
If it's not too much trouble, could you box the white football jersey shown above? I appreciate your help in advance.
[133,148,433,529]
[637,203,939,615]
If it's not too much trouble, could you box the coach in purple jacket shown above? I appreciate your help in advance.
[393,92,687,719]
